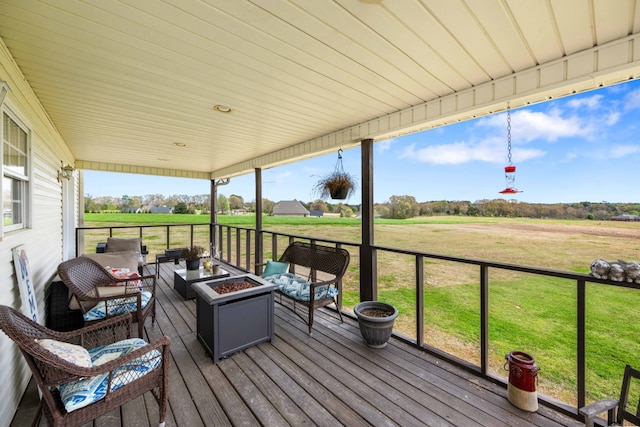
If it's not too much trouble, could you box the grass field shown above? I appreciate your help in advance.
[84,213,640,405]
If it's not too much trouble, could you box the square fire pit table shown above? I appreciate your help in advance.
[174,267,230,300]
[192,274,277,363]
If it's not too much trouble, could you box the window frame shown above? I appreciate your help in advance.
[2,108,32,234]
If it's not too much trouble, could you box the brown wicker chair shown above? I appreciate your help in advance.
[0,306,170,427]
[262,241,350,335]
[57,257,157,337]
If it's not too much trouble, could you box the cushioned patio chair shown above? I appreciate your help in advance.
[57,257,157,338]
[0,306,170,427]
[96,237,148,274]
[261,241,350,335]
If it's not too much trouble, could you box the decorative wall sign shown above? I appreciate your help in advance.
[12,245,39,323]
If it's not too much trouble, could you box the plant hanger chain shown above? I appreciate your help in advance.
[334,148,345,174]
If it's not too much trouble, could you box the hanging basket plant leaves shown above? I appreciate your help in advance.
[313,149,357,200]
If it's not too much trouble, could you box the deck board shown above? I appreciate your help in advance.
[12,261,584,427]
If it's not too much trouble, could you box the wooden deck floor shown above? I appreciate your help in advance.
[13,262,583,427]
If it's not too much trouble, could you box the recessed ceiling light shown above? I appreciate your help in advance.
[213,104,232,113]
[173,142,187,147]
[157,158,168,162]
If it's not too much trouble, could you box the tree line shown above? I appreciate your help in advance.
[84,193,640,220]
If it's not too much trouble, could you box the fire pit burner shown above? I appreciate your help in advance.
[214,280,255,294]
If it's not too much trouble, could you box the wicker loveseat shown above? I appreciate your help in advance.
[261,241,350,335]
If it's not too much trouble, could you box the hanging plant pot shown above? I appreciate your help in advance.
[313,149,357,201]
[354,301,398,348]
[330,185,349,200]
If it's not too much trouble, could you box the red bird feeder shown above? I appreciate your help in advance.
[499,165,520,194]
[499,107,522,194]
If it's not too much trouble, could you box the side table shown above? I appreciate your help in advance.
[174,267,230,299]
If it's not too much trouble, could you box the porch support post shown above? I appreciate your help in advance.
[360,138,376,301]
[210,179,217,248]
[255,168,264,274]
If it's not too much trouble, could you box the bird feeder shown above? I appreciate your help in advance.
[499,107,522,194]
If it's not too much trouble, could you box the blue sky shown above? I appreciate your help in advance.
[85,78,640,204]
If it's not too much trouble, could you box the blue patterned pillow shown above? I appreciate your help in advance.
[58,338,161,412]
[263,273,338,301]
[83,291,152,321]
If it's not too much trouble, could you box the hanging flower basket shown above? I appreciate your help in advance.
[313,149,356,200]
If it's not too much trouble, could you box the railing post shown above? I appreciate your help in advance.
[577,279,586,410]
[416,255,424,347]
[480,264,489,375]
[245,229,251,271]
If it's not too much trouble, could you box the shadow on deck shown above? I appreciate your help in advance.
[12,262,582,426]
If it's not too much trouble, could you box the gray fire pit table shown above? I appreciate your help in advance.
[191,274,277,363]
[174,267,230,300]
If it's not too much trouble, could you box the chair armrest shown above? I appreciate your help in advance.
[579,399,619,427]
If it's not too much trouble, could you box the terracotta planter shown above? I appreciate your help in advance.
[354,301,398,348]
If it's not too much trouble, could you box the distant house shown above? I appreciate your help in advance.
[121,207,141,213]
[272,200,309,217]
[149,206,174,214]
[610,214,640,221]
[309,210,324,217]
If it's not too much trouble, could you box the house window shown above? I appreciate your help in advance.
[2,112,29,231]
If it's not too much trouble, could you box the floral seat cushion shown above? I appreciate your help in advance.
[58,338,161,412]
[83,291,152,321]
[263,273,338,301]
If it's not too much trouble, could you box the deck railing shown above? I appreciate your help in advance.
[75,222,640,420]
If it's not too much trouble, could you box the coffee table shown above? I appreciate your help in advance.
[174,267,230,300]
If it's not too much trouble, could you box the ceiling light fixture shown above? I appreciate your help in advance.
[213,104,232,113]
[173,142,187,147]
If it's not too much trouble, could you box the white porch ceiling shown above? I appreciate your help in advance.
[1,0,640,179]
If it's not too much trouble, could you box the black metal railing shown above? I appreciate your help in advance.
[75,222,640,420]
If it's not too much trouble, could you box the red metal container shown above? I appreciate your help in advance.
[505,351,539,411]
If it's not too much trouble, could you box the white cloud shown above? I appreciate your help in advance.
[479,109,592,143]
[566,94,603,109]
[608,144,640,158]
[624,88,640,110]
[400,139,545,165]
[376,138,396,153]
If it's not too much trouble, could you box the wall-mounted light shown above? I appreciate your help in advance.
[58,161,75,181]
[0,81,10,106]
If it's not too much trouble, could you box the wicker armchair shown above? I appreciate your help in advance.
[57,257,157,337]
[0,306,170,427]
[262,241,350,335]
